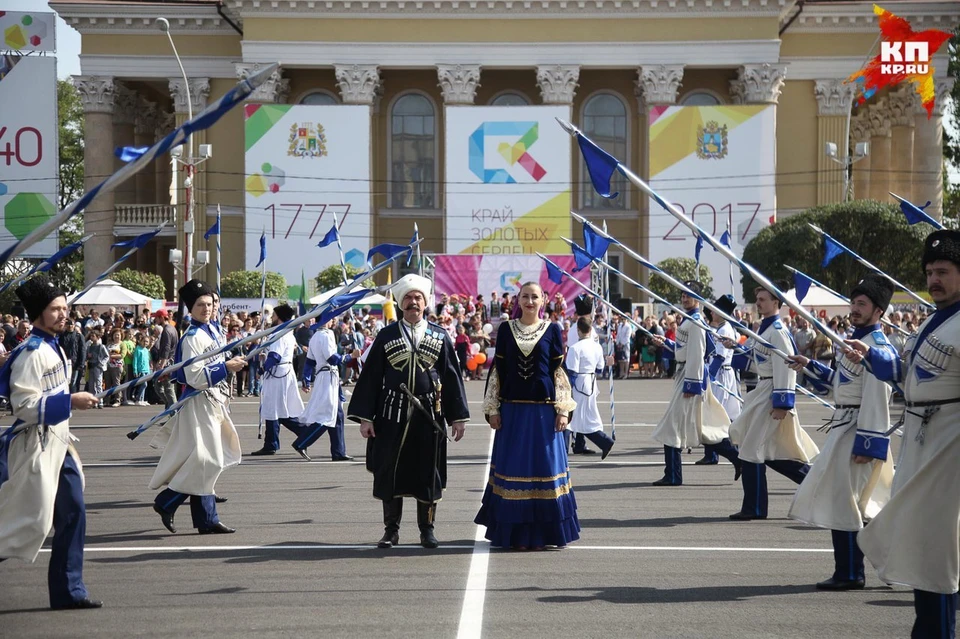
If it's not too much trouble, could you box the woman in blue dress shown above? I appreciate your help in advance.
[475,282,580,549]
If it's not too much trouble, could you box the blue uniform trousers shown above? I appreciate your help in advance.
[830,529,865,581]
[293,403,347,458]
[154,489,219,529]
[739,459,809,517]
[49,454,89,608]
[263,418,306,452]
[572,431,614,456]
[913,590,957,639]
[661,446,683,485]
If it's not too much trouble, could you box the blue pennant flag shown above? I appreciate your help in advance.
[545,259,565,285]
[204,218,220,240]
[695,233,704,264]
[367,243,410,265]
[256,232,267,268]
[407,228,419,267]
[822,235,846,268]
[720,230,732,248]
[114,146,150,163]
[583,222,615,260]
[576,132,621,199]
[572,243,594,272]
[794,271,813,303]
[318,288,372,325]
[112,227,162,251]
[898,198,940,228]
[35,239,85,273]
[316,225,339,249]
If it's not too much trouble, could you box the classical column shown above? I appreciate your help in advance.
[335,65,380,105]
[913,79,954,219]
[887,87,916,203]
[134,97,158,204]
[72,75,116,285]
[814,79,855,204]
[637,65,684,106]
[867,98,892,202]
[236,63,290,104]
[169,77,211,276]
[112,84,138,205]
[850,111,871,201]
[730,63,787,105]
[154,112,175,207]
[535,65,580,105]
[437,64,481,105]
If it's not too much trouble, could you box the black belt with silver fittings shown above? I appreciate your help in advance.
[888,396,960,443]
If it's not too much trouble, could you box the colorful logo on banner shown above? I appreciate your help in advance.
[468,121,547,183]
[846,4,952,118]
[245,162,286,197]
[499,271,523,291]
[696,121,728,160]
[288,122,327,158]
[0,12,54,52]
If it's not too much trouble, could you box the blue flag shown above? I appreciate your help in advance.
[114,146,150,163]
[720,230,731,248]
[576,132,621,199]
[317,289,372,325]
[367,243,410,265]
[407,228,418,267]
[822,235,845,268]
[695,233,704,264]
[316,225,338,249]
[545,259,565,285]
[899,198,940,228]
[572,243,594,272]
[583,222,615,260]
[204,218,220,240]
[35,239,85,273]
[794,271,813,303]
[112,227,162,251]
[256,232,267,268]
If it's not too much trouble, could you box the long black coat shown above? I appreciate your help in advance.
[347,321,469,502]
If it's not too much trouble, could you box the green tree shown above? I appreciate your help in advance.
[58,79,85,211]
[110,269,167,299]
[647,257,713,305]
[741,200,926,302]
[221,270,287,298]
[314,264,374,293]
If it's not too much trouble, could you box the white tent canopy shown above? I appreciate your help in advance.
[67,279,153,307]
[309,285,389,307]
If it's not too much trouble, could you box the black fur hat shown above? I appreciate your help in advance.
[15,275,66,322]
[704,294,736,322]
[922,230,960,271]
[179,279,216,312]
[850,274,894,312]
[574,294,594,316]
[682,280,704,296]
[273,303,295,323]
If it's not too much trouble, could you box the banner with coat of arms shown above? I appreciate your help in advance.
[647,105,776,302]
[243,104,371,284]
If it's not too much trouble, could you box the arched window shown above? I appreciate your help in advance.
[580,93,628,210]
[490,92,530,107]
[679,90,722,106]
[389,93,436,209]
[298,90,339,106]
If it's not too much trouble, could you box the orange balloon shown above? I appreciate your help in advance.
[475,352,487,365]
[466,358,478,371]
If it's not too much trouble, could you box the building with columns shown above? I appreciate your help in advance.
[51,0,959,299]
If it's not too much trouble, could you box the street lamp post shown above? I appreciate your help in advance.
[825,96,870,202]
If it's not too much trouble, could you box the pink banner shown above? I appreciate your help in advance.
[434,254,591,314]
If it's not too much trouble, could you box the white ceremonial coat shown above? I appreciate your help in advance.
[859,310,960,594]
[301,328,340,427]
[0,336,81,562]
[652,312,730,449]
[259,331,304,421]
[729,317,819,465]
[789,327,895,532]
[565,337,605,434]
[711,322,742,421]
[149,323,241,495]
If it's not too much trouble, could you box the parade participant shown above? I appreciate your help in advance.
[249,303,307,456]
[857,230,960,638]
[723,281,819,520]
[476,281,580,549]
[150,279,246,535]
[649,282,737,486]
[0,276,102,610]
[347,274,469,549]
[786,274,896,591]
[295,316,355,462]
[564,317,615,460]
[697,294,742,465]
[566,293,596,347]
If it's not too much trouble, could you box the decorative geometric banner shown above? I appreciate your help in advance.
[0,11,56,53]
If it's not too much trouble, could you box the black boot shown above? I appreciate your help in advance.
[378,498,402,548]
[418,501,439,549]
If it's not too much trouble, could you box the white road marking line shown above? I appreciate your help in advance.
[456,428,495,639]
[41,544,831,554]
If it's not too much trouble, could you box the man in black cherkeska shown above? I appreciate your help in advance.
[347,274,469,549]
